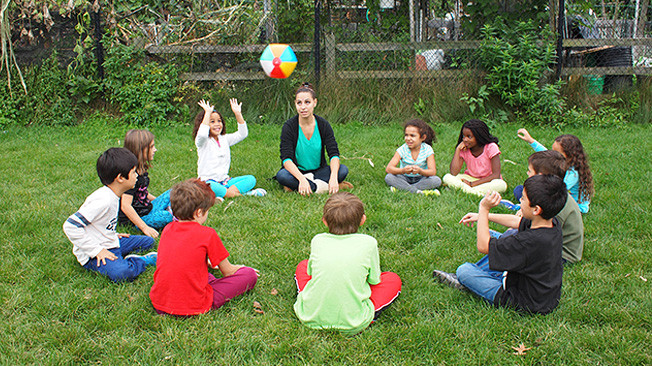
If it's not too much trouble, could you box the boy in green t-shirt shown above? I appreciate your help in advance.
[293,192,402,335]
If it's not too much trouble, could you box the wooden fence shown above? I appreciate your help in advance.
[145,37,652,81]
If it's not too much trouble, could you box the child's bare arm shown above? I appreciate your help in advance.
[385,152,406,175]
[229,98,245,124]
[197,100,214,126]
[449,142,466,175]
[460,212,520,229]
[120,194,159,238]
[476,191,501,254]
[417,154,437,176]
[216,258,244,277]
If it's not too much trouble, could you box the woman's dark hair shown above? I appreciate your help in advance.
[192,109,225,139]
[296,82,316,98]
[404,119,436,146]
[455,119,499,149]
[554,134,594,202]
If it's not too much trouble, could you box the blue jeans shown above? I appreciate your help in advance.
[275,164,348,191]
[82,235,155,282]
[456,255,504,302]
[141,189,173,229]
[514,185,524,201]
[207,175,257,198]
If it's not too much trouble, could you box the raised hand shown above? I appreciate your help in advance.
[517,128,534,143]
[198,99,214,113]
[229,98,242,115]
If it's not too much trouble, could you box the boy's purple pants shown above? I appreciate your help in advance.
[155,267,258,315]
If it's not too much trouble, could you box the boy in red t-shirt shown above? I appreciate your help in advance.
[150,179,258,315]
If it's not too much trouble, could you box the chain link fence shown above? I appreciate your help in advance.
[6,0,652,93]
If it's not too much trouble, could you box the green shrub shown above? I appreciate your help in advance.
[103,43,180,125]
[478,18,565,124]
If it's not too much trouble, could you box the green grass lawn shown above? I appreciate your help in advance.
[0,120,650,364]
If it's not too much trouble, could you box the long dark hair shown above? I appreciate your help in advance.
[455,119,499,149]
[554,134,594,202]
[404,119,436,146]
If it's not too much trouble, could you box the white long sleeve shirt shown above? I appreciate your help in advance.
[195,122,248,182]
[63,186,120,266]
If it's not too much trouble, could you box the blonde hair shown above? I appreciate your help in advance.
[124,129,155,174]
[323,192,364,235]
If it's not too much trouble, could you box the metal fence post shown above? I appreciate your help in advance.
[92,0,105,81]
[555,0,565,80]
[314,0,321,87]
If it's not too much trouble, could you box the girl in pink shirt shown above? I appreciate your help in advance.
[443,119,507,196]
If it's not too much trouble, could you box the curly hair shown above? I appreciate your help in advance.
[555,134,594,202]
[192,108,225,140]
[455,119,499,150]
[404,119,436,146]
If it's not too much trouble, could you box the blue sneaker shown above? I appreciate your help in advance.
[499,199,520,211]
[125,252,157,266]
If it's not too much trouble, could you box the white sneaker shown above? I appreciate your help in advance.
[246,188,267,197]
[314,179,329,194]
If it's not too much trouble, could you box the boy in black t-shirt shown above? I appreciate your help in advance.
[438,175,567,314]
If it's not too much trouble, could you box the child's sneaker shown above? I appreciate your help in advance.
[421,189,441,197]
[125,252,158,266]
[499,199,520,211]
[246,188,267,197]
[389,186,397,193]
[433,270,467,291]
[339,181,354,190]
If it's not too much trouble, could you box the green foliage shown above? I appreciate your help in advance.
[462,0,550,37]
[478,18,565,124]
[103,42,180,125]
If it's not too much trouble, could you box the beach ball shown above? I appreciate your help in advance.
[260,44,297,79]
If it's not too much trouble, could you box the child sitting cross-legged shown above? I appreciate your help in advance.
[149,179,258,316]
[434,174,567,314]
[480,150,584,264]
[293,192,402,335]
[63,148,157,283]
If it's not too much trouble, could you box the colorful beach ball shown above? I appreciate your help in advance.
[260,44,297,79]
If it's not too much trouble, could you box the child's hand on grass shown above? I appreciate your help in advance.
[142,226,159,239]
[96,248,117,266]
[459,212,479,227]
[480,191,501,210]
[517,128,535,143]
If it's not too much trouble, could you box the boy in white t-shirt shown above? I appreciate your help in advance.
[63,148,157,282]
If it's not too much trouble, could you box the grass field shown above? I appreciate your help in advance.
[0,119,650,364]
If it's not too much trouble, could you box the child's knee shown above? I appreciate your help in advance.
[239,267,259,288]
[456,263,473,283]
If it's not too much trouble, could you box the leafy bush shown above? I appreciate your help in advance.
[478,18,565,124]
[0,52,78,127]
[103,43,180,125]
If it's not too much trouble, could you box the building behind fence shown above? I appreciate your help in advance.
[9,0,652,95]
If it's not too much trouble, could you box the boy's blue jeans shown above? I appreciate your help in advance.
[456,255,504,303]
[82,235,154,282]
